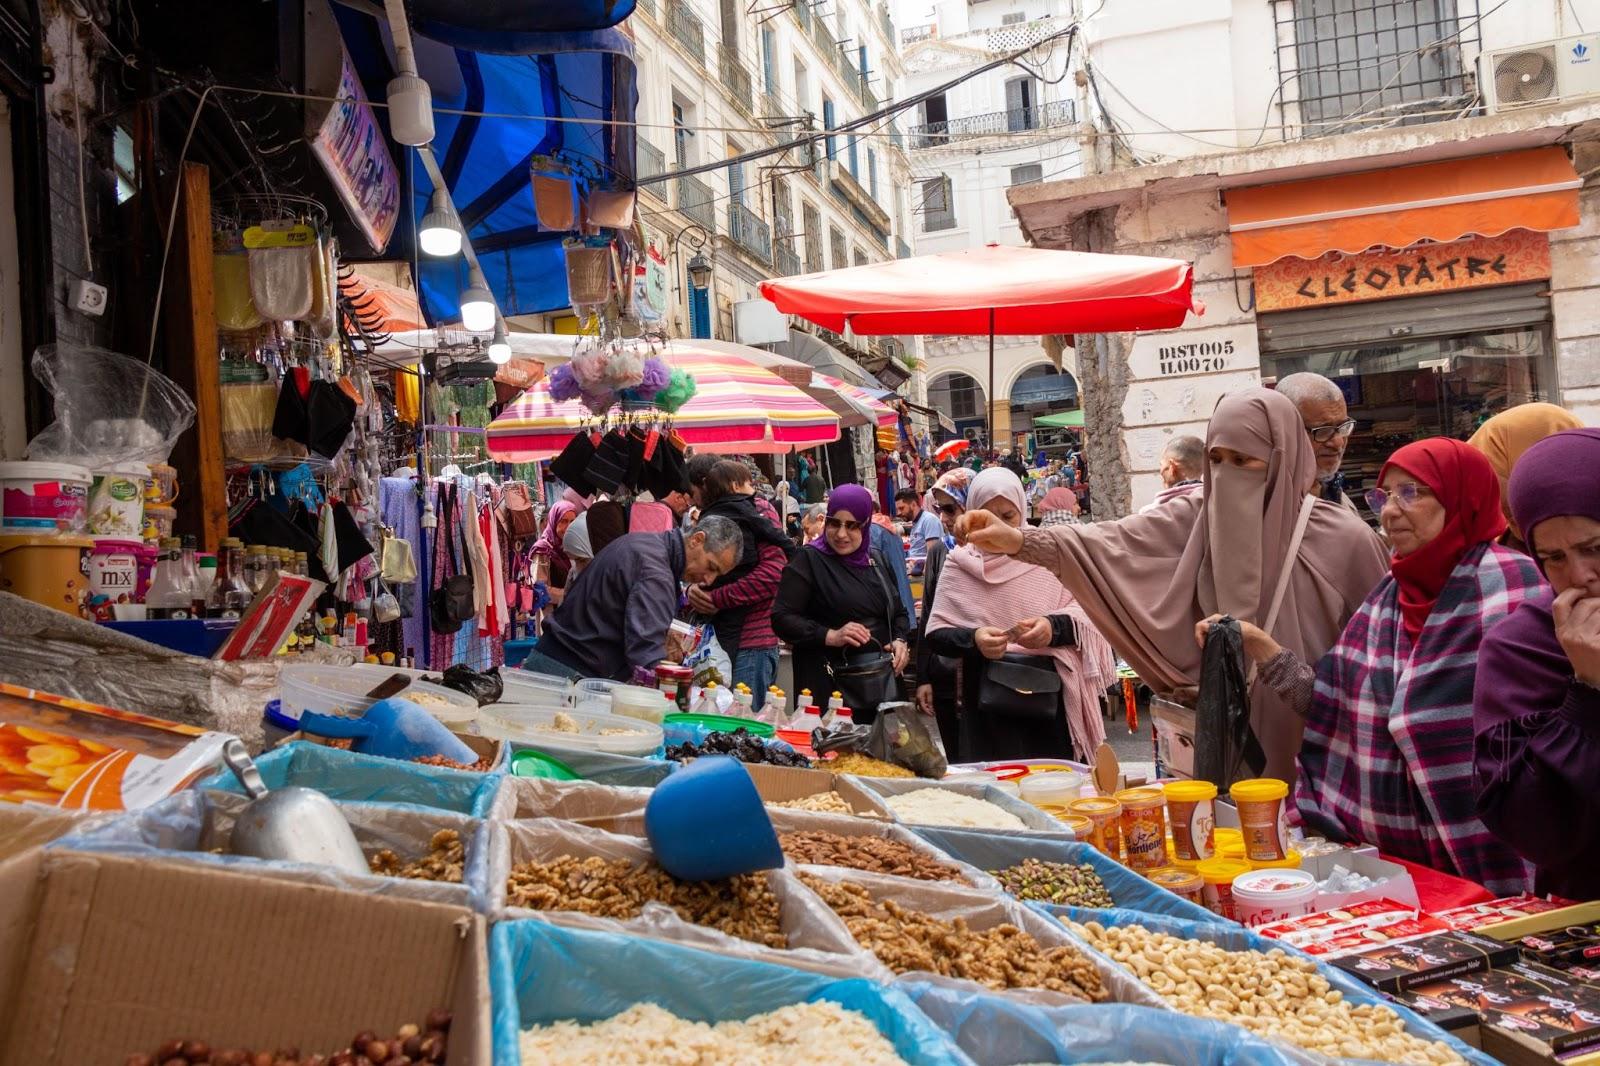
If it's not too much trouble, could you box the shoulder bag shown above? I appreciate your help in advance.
[499,481,540,541]
[824,551,899,714]
[430,484,476,635]
[977,652,1064,720]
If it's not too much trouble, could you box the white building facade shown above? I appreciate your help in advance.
[896,0,1084,451]
[1009,0,1600,514]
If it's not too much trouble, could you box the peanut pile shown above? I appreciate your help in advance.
[801,874,1107,1000]
[368,828,466,883]
[506,855,787,949]
[1070,921,1464,1065]
[779,830,965,882]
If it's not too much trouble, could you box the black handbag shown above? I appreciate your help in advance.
[430,485,476,635]
[824,552,899,714]
[977,653,1062,721]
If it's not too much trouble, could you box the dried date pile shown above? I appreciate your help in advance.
[506,854,787,949]
[779,830,964,882]
[800,874,1107,1000]
[368,828,465,883]
[124,1009,453,1065]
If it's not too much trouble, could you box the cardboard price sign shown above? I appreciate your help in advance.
[1253,230,1551,312]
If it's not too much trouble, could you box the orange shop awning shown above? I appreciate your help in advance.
[1226,146,1581,268]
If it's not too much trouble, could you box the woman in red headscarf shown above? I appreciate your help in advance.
[1202,438,1546,892]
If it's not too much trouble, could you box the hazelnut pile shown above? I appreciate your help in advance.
[412,754,493,772]
[368,829,465,883]
[800,874,1107,1001]
[505,854,787,949]
[124,1009,452,1066]
[779,830,965,883]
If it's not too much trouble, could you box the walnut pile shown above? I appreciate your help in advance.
[368,828,466,883]
[779,830,965,882]
[506,854,787,949]
[801,874,1106,1000]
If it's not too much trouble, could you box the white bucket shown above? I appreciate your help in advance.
[1231,868,1319,928]
[0,461,92,535]
[88,461,149,536]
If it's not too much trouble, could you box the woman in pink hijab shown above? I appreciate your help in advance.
[962,388,1388,783]
[926,468,1116,760]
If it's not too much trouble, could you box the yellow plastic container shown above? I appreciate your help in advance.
[1213,827,1247,860]
[1230,778,1291,862]
[1248,850,1303,871]
[1147,866,1205,905]
[1115,787,1169,872]
[0,534,92,616]
[1163,779,1218,862]
[1196,856,1253,921]
[1059,813,1094,838]
[1067,797,1122,858]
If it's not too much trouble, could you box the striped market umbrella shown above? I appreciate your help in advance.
[820,374,898,429]
[486,341,841,461]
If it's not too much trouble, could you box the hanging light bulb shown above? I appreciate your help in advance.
[418,189,462,257]
[487,321,512,364]
[458,267,495,332]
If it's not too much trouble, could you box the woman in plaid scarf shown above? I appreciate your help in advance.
[1208,438,1544,894]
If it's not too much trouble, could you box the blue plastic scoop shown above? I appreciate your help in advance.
[298,698,478,764]
[645,755,783,882]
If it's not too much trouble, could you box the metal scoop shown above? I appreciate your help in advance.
[221,739,370,876]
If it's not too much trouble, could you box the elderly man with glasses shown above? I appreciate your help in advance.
[1277,372,1360,515]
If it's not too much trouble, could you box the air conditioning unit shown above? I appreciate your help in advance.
[1481,33,1600,111]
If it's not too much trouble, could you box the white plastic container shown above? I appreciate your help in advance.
[1230,868,1320,928]
[0,461,92,534]
[500,669,575,707]
[1019,770,1086,807]
[87,461,149,536]
[277,664,475,724]
[476,703,663,756]
[609,684,674,724]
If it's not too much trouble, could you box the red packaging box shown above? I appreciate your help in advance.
[1303,916,1457,959]
[1435,896,1566,932]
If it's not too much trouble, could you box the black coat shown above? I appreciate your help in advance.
[773,547,910,707]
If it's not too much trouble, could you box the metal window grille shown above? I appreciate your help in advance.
[919,177,956,232]
[1273,0,1481,138]
[803,202,824,272]
[1002,11,1027,25]
[1009,163,1043,186]
[829,226,848,269]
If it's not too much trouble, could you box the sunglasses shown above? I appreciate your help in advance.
[824,517,862,532]
[1365,482,1433,513]
[936,503,961,516]
[1308,419,1357,443]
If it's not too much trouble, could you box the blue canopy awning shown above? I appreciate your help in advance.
[409,0,637,45]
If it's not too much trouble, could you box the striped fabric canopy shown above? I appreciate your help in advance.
[486,342,841,462]
[820,374,898,429]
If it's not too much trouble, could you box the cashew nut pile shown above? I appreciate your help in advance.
[368,828,465,883]
[803,874,1107,1000]
[1069,921,1464,1065]
[517,1001,909,1066]
[771,792,882,818]
[506,854,787,949]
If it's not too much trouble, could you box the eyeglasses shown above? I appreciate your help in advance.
[824,517,862,532]
[1308,419,1357,443]
[1365,482,1433,513]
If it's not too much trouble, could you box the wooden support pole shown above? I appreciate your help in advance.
[163,161,226,551]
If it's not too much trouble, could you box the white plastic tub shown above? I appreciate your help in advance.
[476,703,663,757]
[276,664,476,724]
[1231,868,1319,928]
[500,669,575,707]
[0,461,92,534]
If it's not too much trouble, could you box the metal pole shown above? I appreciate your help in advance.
[987,307,996,449]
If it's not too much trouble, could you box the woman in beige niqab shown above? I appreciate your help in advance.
[962,387,1388,782]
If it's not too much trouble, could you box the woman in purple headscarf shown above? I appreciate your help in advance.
[1475,427,1600,899]
[773,484,912,722]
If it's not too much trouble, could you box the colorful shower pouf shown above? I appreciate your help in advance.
[547,362,581,402]
[653,369,697,414]
[637,356,670,394]
[570,351,611,391]
[603,345,646,391]
[579,388,615,416]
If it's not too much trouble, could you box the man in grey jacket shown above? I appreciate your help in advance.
[521,515,743,681]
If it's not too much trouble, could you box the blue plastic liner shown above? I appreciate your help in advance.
[903,980,1313,1065]
[1035,904,1499,1066]
[199,741,503,817]
[489,920,971,1066]
[912,825,1218,924]
[501,740,673,788]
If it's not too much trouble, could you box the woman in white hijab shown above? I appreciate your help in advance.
[561,512,595,581]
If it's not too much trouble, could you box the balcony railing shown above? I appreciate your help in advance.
[774,241,802,277]
[719,47,754,114]
[877,5,896,45]
[666,4,706,65]
[675,173,717,234]
[901,23,934,45]
[909,98,1074,147]
[794,0,811,32]
[728,202,772,263]
[857,76,877,110]
[637,139,666,182]
[811,15,836,57]
[633,0,656,18]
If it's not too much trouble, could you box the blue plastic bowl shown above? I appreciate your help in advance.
[645,755,783,882]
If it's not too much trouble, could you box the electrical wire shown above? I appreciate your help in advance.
[145,85,216,364]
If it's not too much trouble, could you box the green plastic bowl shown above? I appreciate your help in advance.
[509,748,580,781]
[662,713,776,739]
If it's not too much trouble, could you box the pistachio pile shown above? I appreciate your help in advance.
[992,858,1114,908]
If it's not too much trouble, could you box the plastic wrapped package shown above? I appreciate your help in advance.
[489,919,970,1066]
[911,825,1218,924]
[1033,904,1498,1066]
[767,807,1000,892]
[26,345,196,469]
[200,741,499,817]
[221,382,281,461]
[853,775,1069,834]
[54,789,491,909]
[796,864,1161,1010]
[482,775,654,826]
[903,981,1318,1066]
[485,817,878,978]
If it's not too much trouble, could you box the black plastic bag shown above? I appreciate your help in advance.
[1192,616,1265,788]
[425,664,505,706]
[810,702,948,779]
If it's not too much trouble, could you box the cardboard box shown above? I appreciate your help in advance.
[282,729,505,772]
[1406,961,1600,1063]
[1390,990,1484,1048]
[1332,930,1523,993]
[0,850,489,1065]
[1436,896,1568,932]
[741,763,893,818]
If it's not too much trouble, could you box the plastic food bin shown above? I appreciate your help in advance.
[477,704,663,757]
[277,664,475,723]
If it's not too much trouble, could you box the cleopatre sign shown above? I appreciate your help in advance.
[1252,230,1551,313]
[1126,322,1259,380]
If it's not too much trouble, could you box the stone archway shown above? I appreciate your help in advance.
[925,371,988,443]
